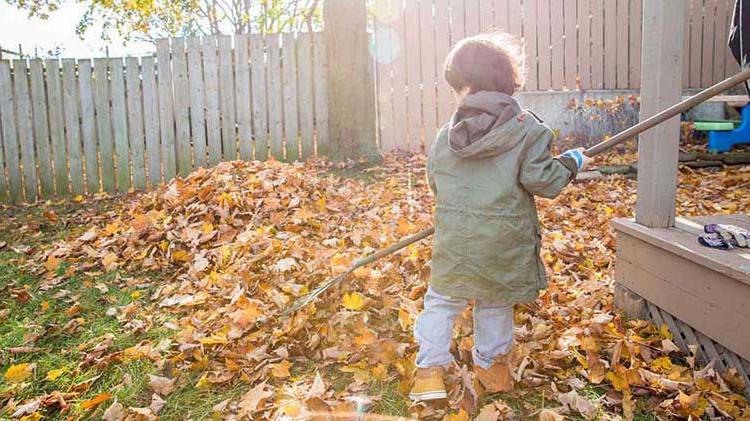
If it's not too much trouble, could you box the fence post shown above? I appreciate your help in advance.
[323,0,380,161]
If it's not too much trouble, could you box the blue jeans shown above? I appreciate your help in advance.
[414,287,513,369]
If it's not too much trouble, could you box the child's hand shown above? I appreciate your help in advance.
[561,147,593,171]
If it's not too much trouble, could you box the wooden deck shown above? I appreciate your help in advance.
[612,214,750,384]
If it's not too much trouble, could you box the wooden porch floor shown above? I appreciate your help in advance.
[612,214,750,389]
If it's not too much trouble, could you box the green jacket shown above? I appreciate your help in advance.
[427,91,578,303]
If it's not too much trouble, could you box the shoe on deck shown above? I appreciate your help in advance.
[474,354,514,394]
[409,367,447,401]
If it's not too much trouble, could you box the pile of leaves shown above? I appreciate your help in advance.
[3,151,750,419]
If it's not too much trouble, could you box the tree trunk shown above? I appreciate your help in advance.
[323,0,380,162]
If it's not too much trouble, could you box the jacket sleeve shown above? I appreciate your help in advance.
[518,128,577,199]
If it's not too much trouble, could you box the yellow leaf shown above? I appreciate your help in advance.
[81,392,112,410]
[45,368,66,381]
[580,336,600,352]
[40,301,50,311]
[371,364,388,381]
[659,324,673,340]
[45,255,61,272]
[650,356,674,372]
[5,363,35,383]
[270,360,292,378]
[282,402,301,417]
[444,409,470,421]
[19,413,42,421]
[199,333,229,345]
[342,292,365,311]
[195,372,211,388]
[73,195,84,203]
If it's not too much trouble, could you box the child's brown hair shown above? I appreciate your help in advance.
[443,32,524,96]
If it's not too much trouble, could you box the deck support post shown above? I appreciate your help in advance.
[613,283,646,320]
[635,0,686,228]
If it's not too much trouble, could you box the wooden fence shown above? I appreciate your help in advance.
[373,0,741,152]
[0,33,329,203]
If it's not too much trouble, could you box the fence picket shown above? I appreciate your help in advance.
[550,0,565,90]
[62,59,84,195]
[683,0,693,87]
[125,57,146,190]
[93,58,115,192]
[701,0,717,88]
[187,38,207,168]
[615,0,629,88]
[563,0,577,90]
[523,0,539,90]
[688,0,703,88]
[202,36,222,166]
[29,59,54,197]
[603,0,617,89]
[479,0,495,31]
[267,34,284,159]
[171,39,192,176]
[435,0,453,125]
[390,3,408,151]
[235,34,253,160]
[283,33,300,161]
[312,34,329,154]
[590,0,604,89]
[507,0,522,39]
[0,77,6,200]
[465,0,481,36]
[110,58,130,192]
[156,40,177,181]
[450,0,466,41]
[217,35,236,162]
[495,0,509,31]
[713,0,729,81]
[630,0,643,89]
[142,57,162,186]
[297,33,315,159]
[78,59,99,194]
[12,60,38,202]
[0,61,23,202]
[420,0,439,149]
[405,0,422,151]
[45,59,68,195]
[250,34,269,160]
[537,0,552,90]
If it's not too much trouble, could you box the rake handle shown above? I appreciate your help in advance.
[585,67,750,156]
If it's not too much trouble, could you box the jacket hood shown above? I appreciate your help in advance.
[448,91,527,159]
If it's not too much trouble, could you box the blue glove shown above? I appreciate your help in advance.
[561,148,586,170]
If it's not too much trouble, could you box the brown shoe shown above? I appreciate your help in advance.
[409,367,448,401]
[474,353,513,393]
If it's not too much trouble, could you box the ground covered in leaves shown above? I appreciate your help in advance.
[1,144,749,420]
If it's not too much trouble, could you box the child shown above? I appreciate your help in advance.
[409,33,590,401]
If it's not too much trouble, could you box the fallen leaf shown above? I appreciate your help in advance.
[538,408,565,421]
[150,393,166,414]
[270,360,292,378]
[342,292,365,311]
[5,363,35,383]
[45,367,66,381]
[81,393,112,410]
[238,382,272,417]
[148,374,176,396]
[102,402,125,421]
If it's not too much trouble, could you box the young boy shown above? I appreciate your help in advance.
[409,33,590,402]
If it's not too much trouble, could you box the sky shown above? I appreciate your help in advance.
[0,2,153,58]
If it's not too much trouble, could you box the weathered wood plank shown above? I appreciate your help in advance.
[235,34,253,160]
[701,0,717,87]
[77,59,99,194]
[577,0,591,90]
[656,306,690,352]
[125,57,146,190]
[682,0,692,88]
[629,0,643,89]
[615,0,629,88]
[713,0,730,82]
[636,1,684,228]
[110,58,130,192]
[171,38,192,176]
[603,0,617,89]
[13,60,38,201]
[523,0,539,90]
[312,34,330,155]
[435,0,453,126]
[389,3,408,151]
[536,0,552,90]
[142,56,162,186]
[479,0,495,31]
[464,0,480,36]
[0,61,23,202]
[297,33,315,159]
[688,0,703,88]
[217,35,236,161]
[450,0,466,41]
[93,58,115,192]
[282,33,300,161]
[267,34,284,160]
[550,0,565,90]
[374,6,393,151]
[156,40,176,182]
[405,0,422,151]
[45,59,69,195]
[590,0,604,89]
[507,0,522,39]
[202,36,222,166]
[420,0,438,150]
[187,37,207,168]
[62,59,84,195]
[496,0,509,31]
[28,59,54,197]
[562,0,577,90]
[250,34,268,161]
